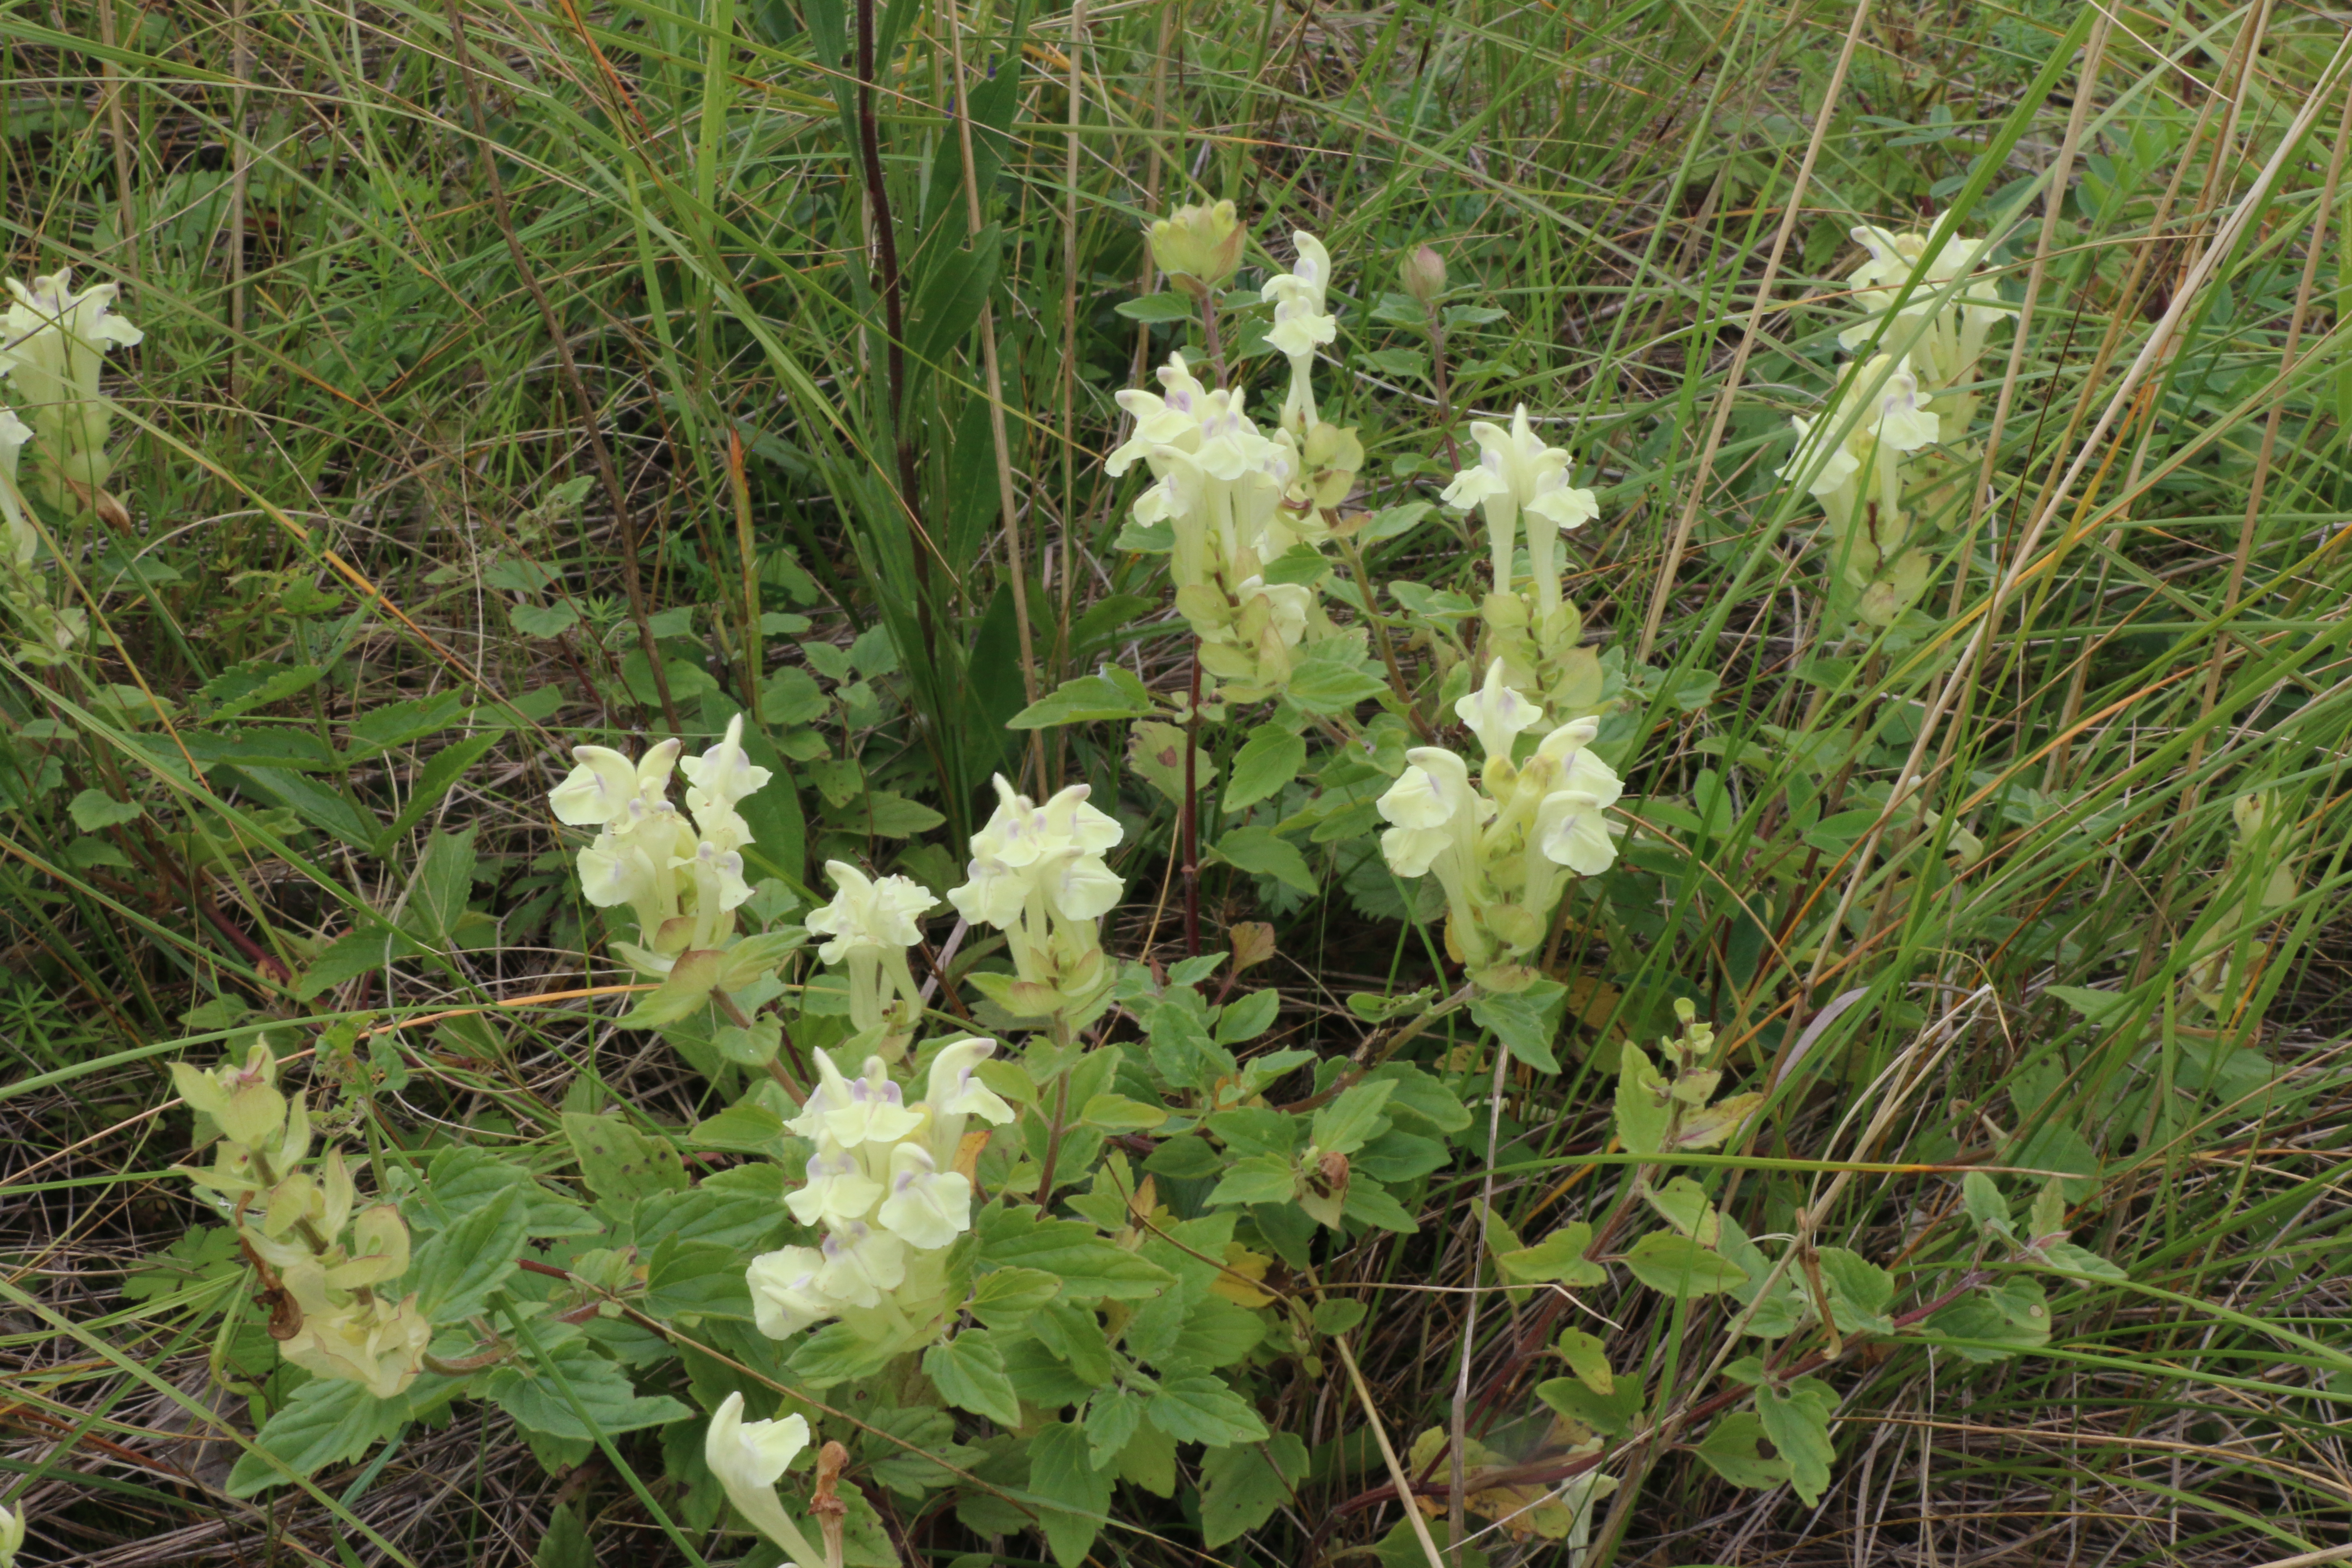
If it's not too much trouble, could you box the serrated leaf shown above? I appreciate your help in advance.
[1215,987,1282,1044]
[1206,1154,1299,1207]
[1084,1387,1145,1470]
[224,1374,404,1496]
[1813,1247,1894,1334]
[924,1331,1022,1426]
[1125,720,1215,806]
[1028,1421,1114,1566]
[1670,1091,1762,1151]
[479,1341,692,1441]
[2039,1240,2127,1280]
[1962,1171,2009,1232]
[1622,1231,1747,1298]
[618,949,723,1028]
[1340,1179,1418,1232]
[1199,1431,1309,1548]
[976,1205,1174,1299]
[1471,980,1567,1071]
[199,661,325,722]
[1081,1092,1167,1132]
[562,1112,688,1201]
[407,1186,525,1323]
[510,602,579,638]
[1310,1079,1395,1156]
[1224,725,1307,813]
[1615,1041,1670,1154]
[1146,1373,1268,1446]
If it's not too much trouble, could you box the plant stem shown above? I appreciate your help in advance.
[1182,648,1202,956]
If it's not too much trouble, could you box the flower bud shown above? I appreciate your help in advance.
[1399,244,1447,305]
[1150,201,1246,299]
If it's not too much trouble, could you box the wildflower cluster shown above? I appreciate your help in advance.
[946,774,1127,1017]
[0,268,143,661]
[1781,219,2007,627]
[1442,405,1608,719]
[170,1045,428,1397]
[1109,222,1363,701]
[804,859,938,1057]
[1376,658,1624,986]
[548,713,771,975]
[747,1038,1013,1348]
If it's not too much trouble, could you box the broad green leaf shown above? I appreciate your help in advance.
[1027,1420,1113,1567]
[1199,1431,1309,1547]
[1310,1080,1395,1156]
[1643,1176,1721,1246]
[1339,1179,1419,1232]
[1471,979,1567,1071]
[2039,1240,2128,1280]
[975,1205,1174,1299]
[1125,719,1216,805]
[1497,1222,1604,1286]
[1615,1041,1670,1154]
[1215,987,1282,1044]
[1167,1297,1266,1371]
[618,949,723,1027]
[407,1187,525,1324]
[1694,1411,1791,1490]
[1008,671,1154,729]
[68,788,142,830]
[380,734,501,850]
[1081,1092,1168,1132]
[1557,1327,1614,1394]
[970,1267,1061,1331]
[400,826,478,945]
[1622,1231,1747,1298]
[1224,725,1307,813]
[1114,290,1195,322]
[1755,1376,1838,1506]
[224,1374,403,1496]
[1670,1091,1763,1151]
[1285,655,1388,715]
[479,1341,692,1440]
[1814,1247,1894,1334]
[1210,825,1317,895]
[562,1112,688,1201]
[1146,1373,1269,1446]
[1206,1154,1299,1208]
[294,923,428,1001]
[924,1332,1022,1426]
[1084,1386,1145,1470]
[689,1101,787,1154]
[1961,1171,2009,1232]
[509,602,578,638]
[1531,1376,1643,1437]
[632,1167,791,1253]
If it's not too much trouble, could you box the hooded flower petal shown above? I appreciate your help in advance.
[1455,659,1543,763]
[784,1148,885,1228]
[925,1037,1015,1124]
[550,747,643,825]
[746,1245,838,1337]
[704,1391,822,1564]
[875,1141,973,1250]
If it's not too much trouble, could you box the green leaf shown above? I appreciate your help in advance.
[480,1340,692,1441]
[1470,979,1567,1071]
[840,789,945,837]
[2039,1240,2128,1280]
[224,1374,403,1496]
[294,923,429,1001]
[1531,1377,1643,1437]
[1284,654,1389,714]
[407,1187,525,1324]
[400,826,478,945]
[1084,1387,1145,1470]
[1622,1231,1747,1298]
[1557,1327,1614,1393]
[1814,1247,1894,1334]
[1497,1221,1602,1286]
[1312,1298,1368,1336]
[236,765,381,851]
[510,602,579,638]
[1261,543,1331,587]
[633,1167,793,1252]
[1199,1431,1309,1547]
[760,665,829,726]
[790,1321,899,1387]
[345,690,469,755]
[1026,1421,1113,1568]
[976,1205,1174,1299]
[1310,1080,1395,1156]
[1615,1041,1671,1154]
[1694,1411,1791,1491]
[562,1112,688,1202]
[1961,1171,2009,1233]
[1114,290,1196,322]
[689,1101,787,1153]
[380,735,501,851]
[1339,1179,1419,1232]
[1008,671,1155,729]
[199,660,325,722]
[2046,985,2130,1024]
[906,224,1001,372]
[1211,825,1316,894]
[617,949,723,1028]
[1205,1154,1299,1207]
[1755,1376,1838,1506]
[1215,989,1282,1046]
[970,1268,1061,1332]
[1081,1092,1167,1132]
[68,787,142,830]
[643,1238,753,1320]
[1146,1373,1269,1446]
[1168,1296,1265,1370]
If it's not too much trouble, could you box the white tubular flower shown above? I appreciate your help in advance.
[784,1148,885,1229]
[876,1141,973,1250]
[1860,355,1939,453]
[815,1221,908,1308]
[1041,845,1127,922]
[1263,231,1337,429]
[1106,353,1213,477]
[0,268,142,493]
[1777,413,1862,501]
[0,405,34,569]
[1376,747,1484,877]
[1442,405,1591,616]
[1535,789,1620,876]
[574,835,655,910]
[549,738,682,827]
[681,713,773,828]
[807,861,937,962]
[1456,658,1543,765]
[1037,781,1124,855]
[747,1245,837,1337]
[704,1392,823,1568]
[0,1498,21,1568]
[948,775,1127,961]
[817,1054,926,1148]
[926,1037,1015,1125]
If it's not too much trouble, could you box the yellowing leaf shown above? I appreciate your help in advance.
[1669,1091,1763,1151]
